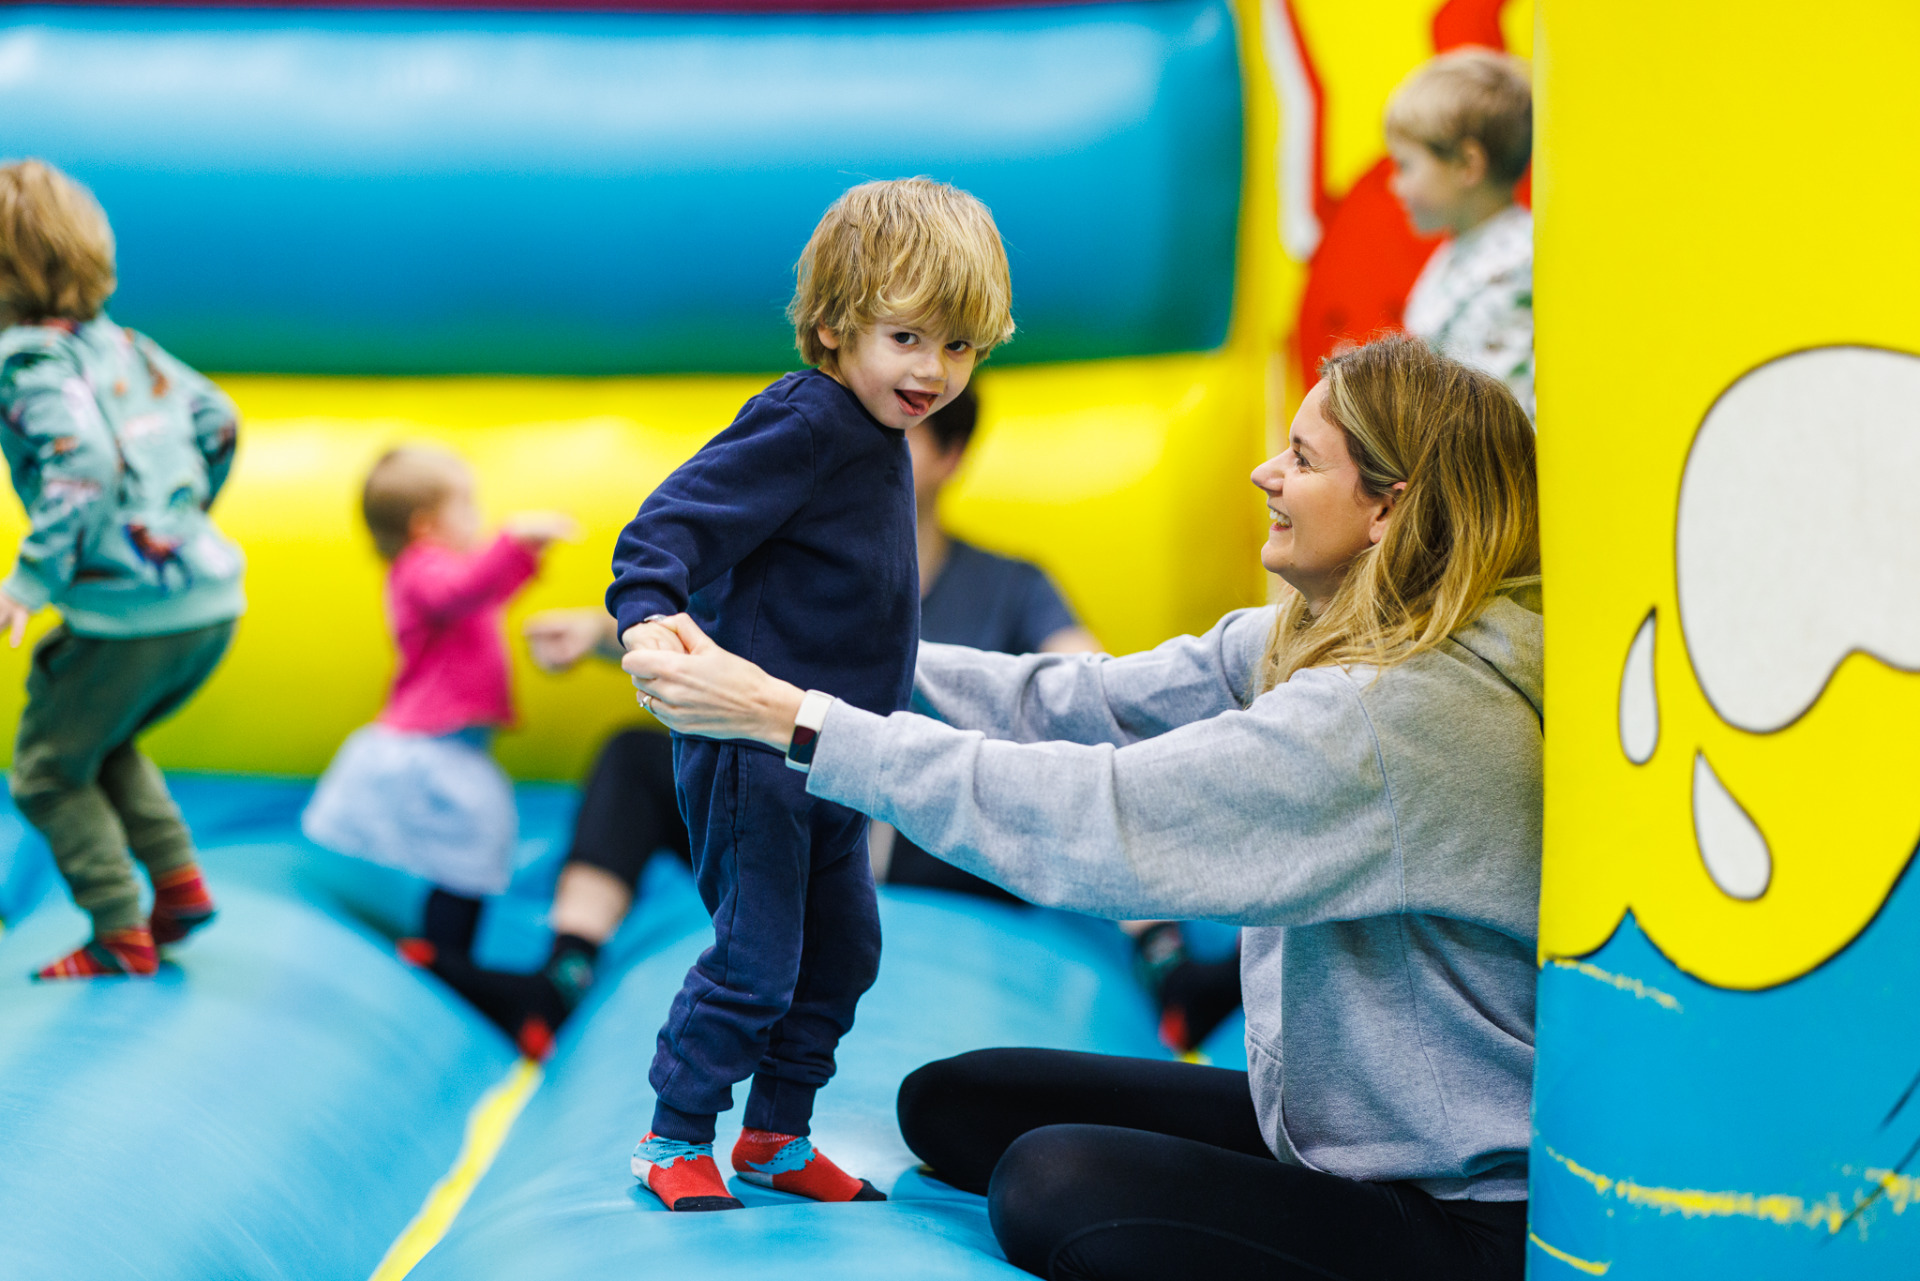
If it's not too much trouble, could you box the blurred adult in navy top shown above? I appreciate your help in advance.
[607,178,1017,1213]
[920,542,1077,656]
[887,383,1099,902]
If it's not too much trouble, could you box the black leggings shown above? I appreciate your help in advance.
[567,729,692,885]
[897,1049,1526,1281]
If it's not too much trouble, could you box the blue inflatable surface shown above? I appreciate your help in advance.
[414,878,1166,1280]
[0,773,1197,1279]
[0,777,527,1281]
[1530,865,1920,1274]
[0,3,1242,374]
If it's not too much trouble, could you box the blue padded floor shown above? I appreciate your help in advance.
[0,776,534,1281]
[0,774,1221,1280]
[416,877,1168,1280]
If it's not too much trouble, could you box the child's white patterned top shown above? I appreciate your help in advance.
[1403,203,1534,419]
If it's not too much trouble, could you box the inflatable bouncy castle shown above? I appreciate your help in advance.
[6,1,1915,1277]
[0,2,1282,1277]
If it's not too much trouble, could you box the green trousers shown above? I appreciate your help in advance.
[10,620,235,935]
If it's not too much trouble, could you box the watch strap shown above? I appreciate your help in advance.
[785,689,835,773]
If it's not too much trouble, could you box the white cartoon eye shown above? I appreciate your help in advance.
[1691,752,1770,900]
[1618,609,1658,765]
[1676,346,1920,734]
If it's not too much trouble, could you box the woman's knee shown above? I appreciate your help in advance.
[897,1053,963,1163]
[989,1125,1113,1278]
[898,1049,1025,1193]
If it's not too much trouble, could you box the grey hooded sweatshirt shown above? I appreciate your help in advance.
[805,580,1542,1202]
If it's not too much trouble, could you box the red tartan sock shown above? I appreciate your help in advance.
[631,1134,743,1212]
[730,1129,886,1203]
[34,927,159,981]
[149,864,217,945]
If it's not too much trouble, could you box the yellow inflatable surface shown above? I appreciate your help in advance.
[0,357,1267,781]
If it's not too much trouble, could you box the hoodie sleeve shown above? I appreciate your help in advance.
[808,664,1406,928]
[606,394,816,638]
[909,607,1273,748]
[0,346,117,610]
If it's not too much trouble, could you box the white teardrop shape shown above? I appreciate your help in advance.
[1692,752,1771,900]
[1619,610,1659,765]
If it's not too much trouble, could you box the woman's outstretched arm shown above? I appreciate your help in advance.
[910,607,1272,748]
[809,676,1403,926]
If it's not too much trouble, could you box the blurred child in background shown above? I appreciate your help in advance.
[1388,47,1535,417]
[302,446,573,968]
[0,160,244,981]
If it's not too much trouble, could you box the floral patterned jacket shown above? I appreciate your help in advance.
[1403,204,1535,419]
[0,316,244,637]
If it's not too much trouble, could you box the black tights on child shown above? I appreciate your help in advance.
[428,731,686,1051]
[423,888,483,957]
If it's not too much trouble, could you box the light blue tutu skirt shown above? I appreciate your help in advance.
[301,725,517,896]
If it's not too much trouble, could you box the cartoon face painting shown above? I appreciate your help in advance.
[1579,346,1920,989]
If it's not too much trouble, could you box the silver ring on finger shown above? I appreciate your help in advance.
[641,691,655,713]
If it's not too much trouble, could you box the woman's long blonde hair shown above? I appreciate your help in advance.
[1258,334,1538,691]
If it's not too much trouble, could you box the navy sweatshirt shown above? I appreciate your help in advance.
[607,369,919,737]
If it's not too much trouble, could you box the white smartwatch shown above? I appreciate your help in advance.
[784,689,835,773]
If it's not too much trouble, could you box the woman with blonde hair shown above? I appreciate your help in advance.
[622,334,1541,1279]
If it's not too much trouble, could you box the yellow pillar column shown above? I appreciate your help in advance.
[1531,2,1920,1272]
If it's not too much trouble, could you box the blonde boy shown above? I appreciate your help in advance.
[1387,48,1535,416]
[607,178,1012,1211]
[0,160,244,979]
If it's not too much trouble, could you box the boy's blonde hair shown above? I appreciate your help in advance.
[789,177,1014,367]
[0,160,117,322]
[1259,334,1538,690]
[363,446,465,561]
[1385,48,1532,186]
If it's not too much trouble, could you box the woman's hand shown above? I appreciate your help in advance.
[619,614,806,752]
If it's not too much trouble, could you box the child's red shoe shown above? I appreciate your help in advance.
[631,1134,743,1212]
[34,927,159,981]
[515,1015,555,1062]
[149,864,217,945]
[731,1129,886,1202]
[396,937,437,968]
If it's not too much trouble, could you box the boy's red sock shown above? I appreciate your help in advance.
[730,1129,886,1203]
[631,1134,743,1212]
[34,927,159,981]
[149,864,217,945]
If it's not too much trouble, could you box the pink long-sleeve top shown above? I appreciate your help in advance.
[378,532,539,736]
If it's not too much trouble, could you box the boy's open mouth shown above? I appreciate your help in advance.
[895,389,936,416]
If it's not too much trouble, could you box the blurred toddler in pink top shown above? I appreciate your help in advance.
[382,506,539,734]
[304,445,576,964]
